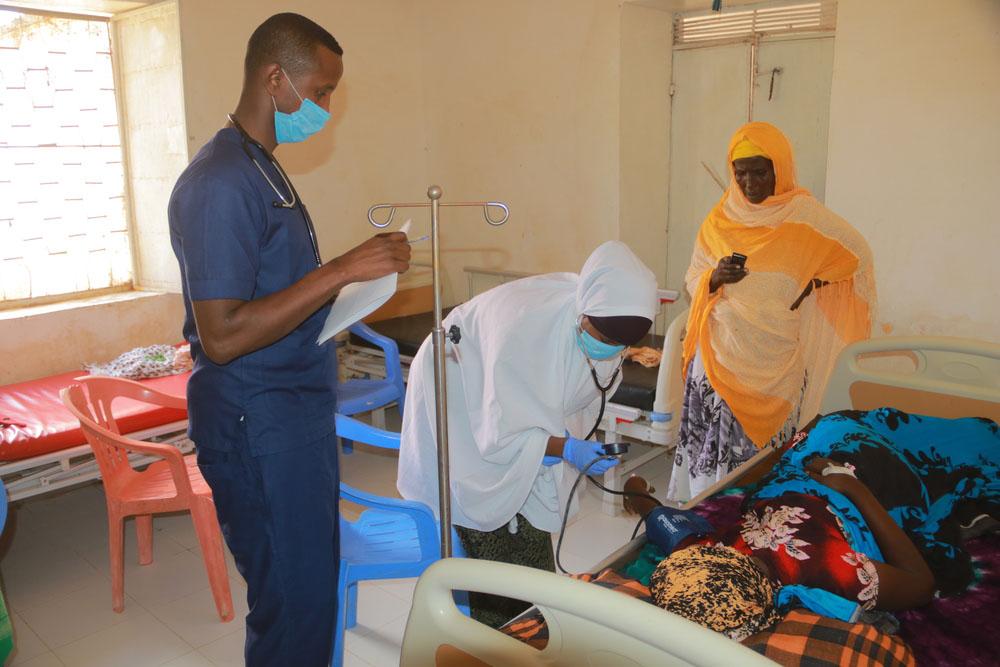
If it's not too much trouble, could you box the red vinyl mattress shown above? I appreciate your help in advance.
[0,372,189,462]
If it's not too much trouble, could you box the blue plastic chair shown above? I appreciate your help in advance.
[0,480,7,665]
[0,479,6,535]
[336,322,406,454]
[333,414,466,667]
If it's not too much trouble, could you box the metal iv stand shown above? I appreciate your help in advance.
[367,186,510,557]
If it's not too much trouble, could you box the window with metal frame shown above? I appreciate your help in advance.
[0,7,132,307]
[674,1,837,46]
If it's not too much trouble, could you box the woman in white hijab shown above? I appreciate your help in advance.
[398,241,658,627]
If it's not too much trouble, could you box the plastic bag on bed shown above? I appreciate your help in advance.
[84,344,192,380]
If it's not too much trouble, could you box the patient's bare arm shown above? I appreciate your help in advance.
[623,476,660,517]
[807,458,935,610]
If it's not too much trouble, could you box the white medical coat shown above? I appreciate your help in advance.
[397,241,657,533]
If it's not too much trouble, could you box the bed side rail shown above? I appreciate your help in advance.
[402,558,774,667]
[820,336,1000,417]
[651,307,688,425]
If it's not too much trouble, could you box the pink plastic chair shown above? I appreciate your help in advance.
[61,376,233,622]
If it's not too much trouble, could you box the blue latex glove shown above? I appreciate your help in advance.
[562,437,619,475]
[542,430,577,466]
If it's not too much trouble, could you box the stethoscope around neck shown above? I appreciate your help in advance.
[227,113,322,267]
[584,349,623,394]
[576,322,624,440]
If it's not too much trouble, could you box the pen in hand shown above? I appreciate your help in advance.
[396,220,427,244]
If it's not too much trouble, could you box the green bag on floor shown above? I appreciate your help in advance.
[0,588,13,663]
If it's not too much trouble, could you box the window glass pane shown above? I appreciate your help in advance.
[0,9,131,303]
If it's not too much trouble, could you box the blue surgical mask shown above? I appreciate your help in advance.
[272,68,330,144]
[576,328,625,361]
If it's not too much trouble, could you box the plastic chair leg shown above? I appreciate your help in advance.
[345,582,358,628]
[191,501,235,622]
[108,512,125,613]
[340,437,354,454]
[453,590,471,617]
[332,568,350,667]
[136,514,153,565]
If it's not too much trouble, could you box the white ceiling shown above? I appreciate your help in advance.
[627,0,769,13]
[0,0,154,16]
[4,0,768,19]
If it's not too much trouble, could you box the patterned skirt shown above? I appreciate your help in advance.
[667,349,803,502]
[454,515,556,629]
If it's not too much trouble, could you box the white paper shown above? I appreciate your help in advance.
[316,219,410,345]
[317,272,397,344]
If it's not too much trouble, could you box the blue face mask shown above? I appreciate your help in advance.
[576,328,625,361]
[272,68,330,144]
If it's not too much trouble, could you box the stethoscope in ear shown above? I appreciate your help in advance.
[227,113,322,267]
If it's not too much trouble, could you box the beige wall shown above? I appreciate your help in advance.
[0,292,184,384]
[619,2,673,290]
[113,0,187,292]
[412,0,624,302]
[175,0,431,295]
[825,0,1000,341]
[174,0,634,304]
[5,0,668,383]
[10,0,998,386]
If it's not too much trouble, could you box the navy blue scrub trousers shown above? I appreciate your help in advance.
[196,432,340,667]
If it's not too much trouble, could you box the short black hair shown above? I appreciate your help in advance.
[244,13,343,78]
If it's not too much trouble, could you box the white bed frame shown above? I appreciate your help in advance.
[399,334,1000,666]
[402,558,775,667]
[0,421,193,502]
[339,266,684,515]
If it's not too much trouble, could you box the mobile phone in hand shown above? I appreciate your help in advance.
[730,252,748,268]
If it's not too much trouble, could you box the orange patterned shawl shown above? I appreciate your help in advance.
[683,122,876,446]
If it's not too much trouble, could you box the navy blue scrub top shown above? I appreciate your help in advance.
[168,128,337,456]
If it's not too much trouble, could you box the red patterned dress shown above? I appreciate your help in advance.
[699,492,879,609]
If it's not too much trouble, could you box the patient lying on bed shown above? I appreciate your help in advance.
[622,408,1000,643]
[499,408,998,652]
[625,470,928,640]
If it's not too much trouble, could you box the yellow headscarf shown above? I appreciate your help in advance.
[730,138,767,161]
[682,122,875,446]
[727,121,804,201]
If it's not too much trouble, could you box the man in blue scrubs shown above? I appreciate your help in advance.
[168,13,410,666]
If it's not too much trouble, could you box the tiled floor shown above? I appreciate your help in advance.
[0,418,673,666]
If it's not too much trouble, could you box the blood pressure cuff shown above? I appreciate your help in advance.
[645,506,714,554]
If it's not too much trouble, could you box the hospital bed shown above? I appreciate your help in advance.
[0,371,193,501]
[340,266,684,514]
[399,334,1000,666]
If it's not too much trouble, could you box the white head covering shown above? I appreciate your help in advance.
[577,241,658,320]
[398,242,658,532]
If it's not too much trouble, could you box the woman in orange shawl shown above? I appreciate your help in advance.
[667,122,875,502]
